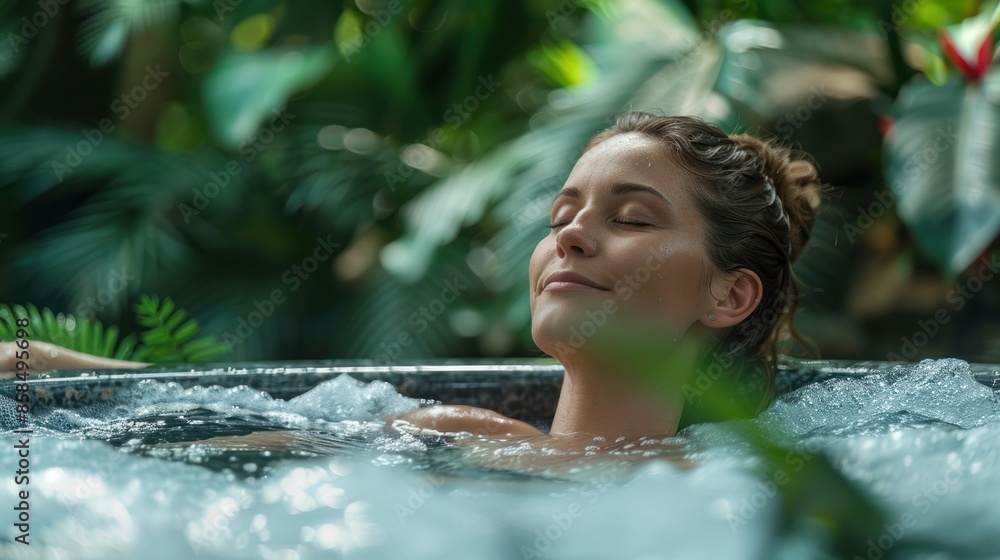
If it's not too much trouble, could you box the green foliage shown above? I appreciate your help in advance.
[0,297,228,365]
[884,2,1000,275]
[204,47,337,147]
[886,72,1000,275]
[0,303,137,360]
[131,295,230,363]
[2,0,1000,363]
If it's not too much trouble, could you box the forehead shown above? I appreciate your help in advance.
[567,132,696,195]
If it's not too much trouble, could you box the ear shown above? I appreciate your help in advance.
[699,268,763,328]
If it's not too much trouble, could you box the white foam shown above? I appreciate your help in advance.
[0,375,424,438]
[3,359,1000,558]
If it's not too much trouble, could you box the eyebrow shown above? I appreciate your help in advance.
[552,182,674,208]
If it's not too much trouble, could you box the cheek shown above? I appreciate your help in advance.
[528,238,551,304]
[529,240,545,275]
[620,245,708,317]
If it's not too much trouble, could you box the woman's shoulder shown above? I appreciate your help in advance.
[387,404,545,437]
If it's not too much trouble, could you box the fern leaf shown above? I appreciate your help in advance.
[164,308,186,332]
[181,337,230,362]
[42,307,61,346]
[87,319,102,356]
[0,305,15,340]
[101,325,119,357]
[160,298,175,321]
[0,303,134,360]
[115,333,138,361]
[173,319,199,344]
[131,294,227,364]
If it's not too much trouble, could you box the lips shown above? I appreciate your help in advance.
[542,270,609,291]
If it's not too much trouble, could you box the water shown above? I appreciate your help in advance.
[2,358,1000,559]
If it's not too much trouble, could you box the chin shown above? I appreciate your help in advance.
[530,307,603,360]
[531,312,569,356]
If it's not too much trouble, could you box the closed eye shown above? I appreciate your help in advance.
[547,218,651,229]
[614,218,651,227]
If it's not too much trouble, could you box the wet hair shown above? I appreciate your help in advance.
[584,112,823,425]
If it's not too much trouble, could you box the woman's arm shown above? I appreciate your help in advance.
[387,404,544,437]
[0,340,149,374]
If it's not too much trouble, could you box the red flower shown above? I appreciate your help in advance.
[938,26,995,81]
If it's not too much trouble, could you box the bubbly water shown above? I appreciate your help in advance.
[2,359,1000,559]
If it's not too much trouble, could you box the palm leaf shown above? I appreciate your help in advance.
[76,0,182,66]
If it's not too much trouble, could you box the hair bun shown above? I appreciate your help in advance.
[732,135,823,262]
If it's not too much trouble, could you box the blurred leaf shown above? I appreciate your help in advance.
[203,46,336,147]
[384,3,728,283]
[527,38,598,87]
[76,0,182,66]
[714,20,890,118]
[335,262,472,360]
[885,71,1000,275]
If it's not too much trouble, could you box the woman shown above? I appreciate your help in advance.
[390,112,822,444]
[1,112,822,450]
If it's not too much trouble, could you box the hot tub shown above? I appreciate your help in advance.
[2,357,999,559]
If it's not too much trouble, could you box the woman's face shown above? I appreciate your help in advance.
[528,132,721,359]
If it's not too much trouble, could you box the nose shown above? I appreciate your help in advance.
[554,214,597,258]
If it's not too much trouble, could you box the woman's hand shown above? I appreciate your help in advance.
[0,340,149,374]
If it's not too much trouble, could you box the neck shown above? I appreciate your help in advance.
[548,352,687,440]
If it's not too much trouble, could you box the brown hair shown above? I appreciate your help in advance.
[585,112,823,420]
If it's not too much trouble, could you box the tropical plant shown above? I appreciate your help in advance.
[2,0,999,365]
[884,2,1000,275]
[0,296,228,363]
[131,294,230,362]
[0,302,137,360]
